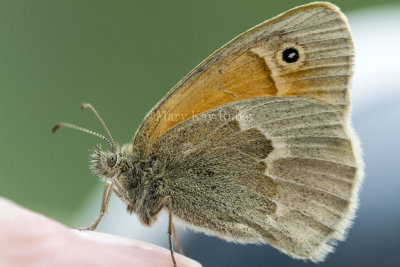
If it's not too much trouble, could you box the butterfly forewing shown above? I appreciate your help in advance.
[133,3,353,159]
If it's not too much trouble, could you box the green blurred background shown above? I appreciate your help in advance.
[0,0,398,260]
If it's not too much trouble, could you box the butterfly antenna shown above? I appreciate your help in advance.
[52,122,113,146]
[81,102,115,147]
[52,102,115,147]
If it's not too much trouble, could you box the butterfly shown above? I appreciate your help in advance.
[53,2,363,266]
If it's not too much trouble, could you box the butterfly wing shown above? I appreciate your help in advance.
[154,96,362,262]
[132,2,362,262]
[133,2,354,160]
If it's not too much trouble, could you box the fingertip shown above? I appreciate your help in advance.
[71,230,202,267]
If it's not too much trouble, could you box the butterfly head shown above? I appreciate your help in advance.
[52,102,134,182]
[90,143,134,181]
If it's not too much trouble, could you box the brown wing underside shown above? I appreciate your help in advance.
[133,3,353,159]
[155,96,360,262]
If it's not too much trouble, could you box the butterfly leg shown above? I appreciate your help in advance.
[112,180,131,206]
[79,179,114,231]
[171,217,182,254]
[150,196,181,267]
[167,201,178,267]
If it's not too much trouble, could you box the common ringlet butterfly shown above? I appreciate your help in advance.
[53,2,363,266]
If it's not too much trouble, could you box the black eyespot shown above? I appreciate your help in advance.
[282,48,299,63]
[107,154,117,167]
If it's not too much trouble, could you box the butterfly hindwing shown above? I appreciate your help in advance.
[153,96,360,262]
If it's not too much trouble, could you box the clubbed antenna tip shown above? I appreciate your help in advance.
[52,123,62,133]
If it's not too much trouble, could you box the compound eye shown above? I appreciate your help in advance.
[107,154,117,167]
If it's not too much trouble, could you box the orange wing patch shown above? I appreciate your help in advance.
[135,50,278,157]
[164,51,277,128]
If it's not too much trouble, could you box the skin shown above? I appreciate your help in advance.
[0,197,201,267]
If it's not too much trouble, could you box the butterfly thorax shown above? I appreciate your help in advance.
[90,143,166,226]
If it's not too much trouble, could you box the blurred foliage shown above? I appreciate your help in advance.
[0,0,398,223]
